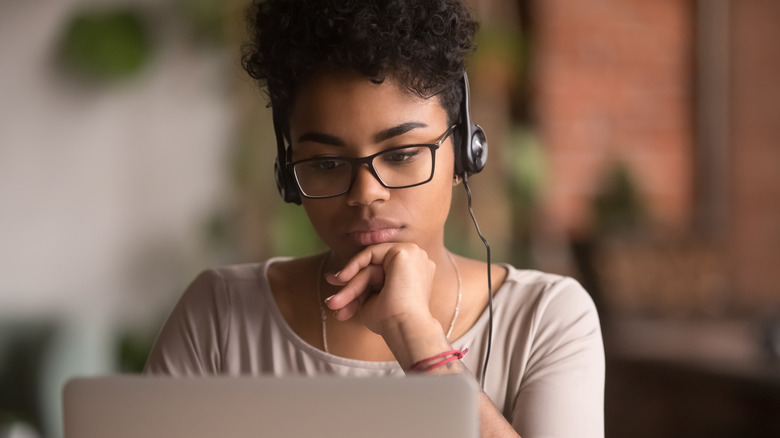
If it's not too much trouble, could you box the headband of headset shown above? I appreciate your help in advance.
[273,72,488,204]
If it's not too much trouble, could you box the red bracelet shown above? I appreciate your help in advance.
[409,348,468,373]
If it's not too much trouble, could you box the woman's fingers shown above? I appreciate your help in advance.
[333,289,374,320]
[329,244,394,283]
[322,243,436,328]
[333,297,360,321]
[325,263,383,311]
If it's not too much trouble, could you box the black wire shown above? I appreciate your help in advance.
[462,176,493,390]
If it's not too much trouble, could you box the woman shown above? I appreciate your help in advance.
[145,1,605,437]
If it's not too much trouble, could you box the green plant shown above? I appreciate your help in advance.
[58,7,152,81]
[593,162,646,235]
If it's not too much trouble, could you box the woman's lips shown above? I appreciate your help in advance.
[345,220,404,246]
[347,227,402,246]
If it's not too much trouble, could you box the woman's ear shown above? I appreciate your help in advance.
[452,174,462,186]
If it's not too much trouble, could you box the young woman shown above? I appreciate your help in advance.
[145,1,605,436]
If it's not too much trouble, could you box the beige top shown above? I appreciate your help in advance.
[145,258,605,438]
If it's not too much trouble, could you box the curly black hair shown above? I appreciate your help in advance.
[241,0,478,135]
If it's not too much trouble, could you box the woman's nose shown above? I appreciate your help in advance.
[345,164,390,205]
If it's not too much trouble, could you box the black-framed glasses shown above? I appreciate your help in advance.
[288,125,457,199]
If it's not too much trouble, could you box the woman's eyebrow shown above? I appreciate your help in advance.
[373,122,428,143]
[297,132,346,146]
[296,121,428,146]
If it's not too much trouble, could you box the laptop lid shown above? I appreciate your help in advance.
[63,374,479,438]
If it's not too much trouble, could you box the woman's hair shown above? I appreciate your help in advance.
[241,0,478,134]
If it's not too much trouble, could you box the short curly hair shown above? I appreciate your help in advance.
[241,0,478,135]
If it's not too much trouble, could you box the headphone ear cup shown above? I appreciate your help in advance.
[457,123,488,177]
[457,72,488,178]
[274,157,301,205]
[465,123,488,175]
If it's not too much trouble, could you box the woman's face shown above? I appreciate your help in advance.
[288,70,456,264]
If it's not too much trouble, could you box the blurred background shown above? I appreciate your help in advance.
[1,0,778,437]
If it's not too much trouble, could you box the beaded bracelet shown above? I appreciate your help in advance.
[409,348,468,373]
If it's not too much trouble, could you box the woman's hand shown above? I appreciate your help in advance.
[325,245,522,438]
[324,243,437,336]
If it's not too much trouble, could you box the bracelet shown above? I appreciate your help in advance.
[409,348,468,373]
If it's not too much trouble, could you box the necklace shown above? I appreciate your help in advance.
[316,253,330,353]
[316,251,462,354]
[445,251,463,339]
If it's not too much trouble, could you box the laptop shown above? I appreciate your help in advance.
[63,374,479,438]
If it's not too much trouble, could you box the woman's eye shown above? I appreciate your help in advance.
[383,148,420,163]
[298,159,345,173]
[315,159,345,171]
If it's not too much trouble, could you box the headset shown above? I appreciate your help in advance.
[454,73,494,391]
[453,72,488,179]
[272,106,302,205]
[272,72,488,204]
[271,71,494,389]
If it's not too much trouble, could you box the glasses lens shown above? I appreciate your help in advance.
[292,146,435,198]
[293,158,352,197]
[373,146,434,188]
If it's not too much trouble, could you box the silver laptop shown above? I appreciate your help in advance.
[63,374,479,438]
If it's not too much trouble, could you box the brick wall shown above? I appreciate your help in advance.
[730,0,780,309]
[533,0,695,235]
[533,0,780,313]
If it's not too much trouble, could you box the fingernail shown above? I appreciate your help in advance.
[324,294,335,303]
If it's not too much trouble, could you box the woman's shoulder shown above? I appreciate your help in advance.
[204,257,287,281]
[176,258,290,308]
[179,254,324,319]
[490,265,603,366]
[501,265,587,296]
[496,264,598,321]
[189,256,302,290]
[502,264,569,286]
[457,256,583,302]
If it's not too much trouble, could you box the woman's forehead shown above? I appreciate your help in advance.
[289,71,448,137]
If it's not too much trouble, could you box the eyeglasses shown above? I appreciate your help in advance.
[288,125,457,199]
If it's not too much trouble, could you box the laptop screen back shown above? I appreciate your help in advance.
[63,375,479,438]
